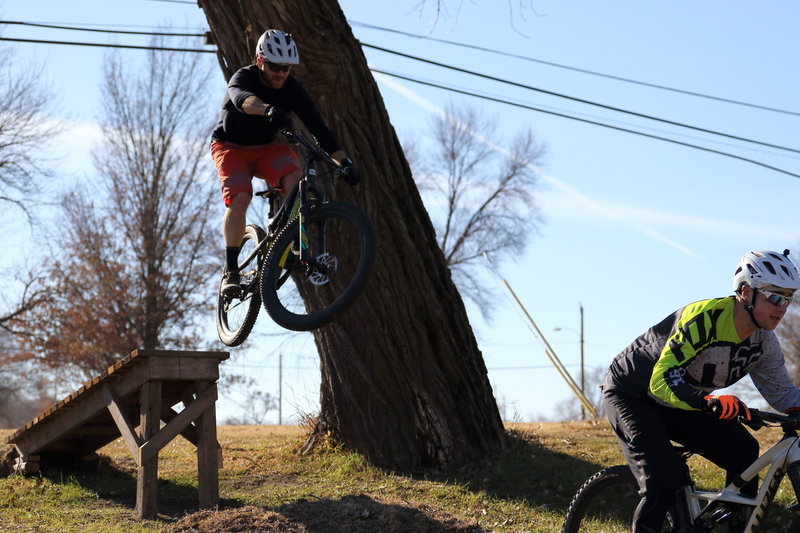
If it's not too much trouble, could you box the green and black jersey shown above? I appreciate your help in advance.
[604,296,800,412]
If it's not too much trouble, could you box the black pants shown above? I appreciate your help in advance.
[603,390,759,533]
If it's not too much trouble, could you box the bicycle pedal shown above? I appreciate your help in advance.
[220,285,242,299]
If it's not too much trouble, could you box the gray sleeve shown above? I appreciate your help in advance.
[750,331,800,412]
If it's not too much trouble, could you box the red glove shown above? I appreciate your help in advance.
[705,395,751,421]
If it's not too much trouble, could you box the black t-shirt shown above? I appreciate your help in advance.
[211,64,340,155]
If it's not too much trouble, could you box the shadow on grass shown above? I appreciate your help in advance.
[162,494,483,533]
[37,453,241,520]
[423,429,613,513]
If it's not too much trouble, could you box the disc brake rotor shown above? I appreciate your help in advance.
[307,252,338,286]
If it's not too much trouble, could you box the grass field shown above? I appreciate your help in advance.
[1,421,798,532]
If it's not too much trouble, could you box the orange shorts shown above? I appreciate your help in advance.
[211,140,301,206]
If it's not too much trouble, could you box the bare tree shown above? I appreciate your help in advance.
[0,47,60,220]
[0,330,51,428]
[552,365,605,422]
[0,44,62,333]
[411,0,539,34]
[407,103,545,315]
[220,373,278,425]
[12,39,219,379]
[199,0,507,471]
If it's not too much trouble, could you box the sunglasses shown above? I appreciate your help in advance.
[266,62,292,73]
[759,289,793,308]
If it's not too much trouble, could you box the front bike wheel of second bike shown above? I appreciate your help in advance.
[561,465,677,533]
[260,201,376,331]
[216,224,266,347]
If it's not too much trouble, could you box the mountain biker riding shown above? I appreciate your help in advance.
[210,28,359,296]
[602,250,800,533]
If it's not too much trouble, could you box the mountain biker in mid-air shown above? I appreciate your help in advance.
[210,28,359,296]
[602,250,800,533]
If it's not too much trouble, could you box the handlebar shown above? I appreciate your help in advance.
[743,408,800,431]
[281,128,340,167]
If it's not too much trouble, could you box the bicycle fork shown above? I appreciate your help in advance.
[277,175,310,269]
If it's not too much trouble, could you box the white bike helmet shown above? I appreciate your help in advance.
[256,29,299,64]
[732,250,800,293]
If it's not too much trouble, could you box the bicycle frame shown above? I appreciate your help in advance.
[234,129,332,275]
[675,412,800,532]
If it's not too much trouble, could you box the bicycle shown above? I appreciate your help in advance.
[215,128,376,346]
[561,409,800,532]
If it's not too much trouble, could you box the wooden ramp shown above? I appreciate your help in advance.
[3,349,230,519]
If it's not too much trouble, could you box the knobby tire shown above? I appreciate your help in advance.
[216,224,266,346]
[260,201,375,331]
[562,464,657,533]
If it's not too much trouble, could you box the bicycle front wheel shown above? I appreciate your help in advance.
[216,224,266,346]
[261,201,376,331]
[561,465,676,533]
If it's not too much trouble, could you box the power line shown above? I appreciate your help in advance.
[350,20,800,118]
[2,31,797,178]
[4,20,203,31]
[0,36,213,53]
[6,21,793,157]
[363,42,800,156]
[419,73,798,162]
[373,68,800,180]
[4,19,794,155]
[0,20,205,37]
[488,365,579,371]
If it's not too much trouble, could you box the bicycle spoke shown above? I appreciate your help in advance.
[261,202,375,331]
[216,225,265,346]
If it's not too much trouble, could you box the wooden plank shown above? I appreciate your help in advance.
[3,350,228,445]
[195,381,220,508]
[10,363,152,456]
[148,357,221,381]
[101,384,142,460]
[139,385,217,465]
[3,348,228,522]
[136,381,161,520]
[137,349,230,361]
[161,407,198,446]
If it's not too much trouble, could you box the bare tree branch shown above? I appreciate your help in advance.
[406,102,546,318]
[13,35,219,379]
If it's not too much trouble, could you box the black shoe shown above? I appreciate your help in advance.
[220,269,241,296]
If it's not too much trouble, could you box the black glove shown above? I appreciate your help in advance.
[338,157,360,186]
[266,105,292,129]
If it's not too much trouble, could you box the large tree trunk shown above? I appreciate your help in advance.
[199,0,506,471]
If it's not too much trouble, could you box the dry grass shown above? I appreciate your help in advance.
[1,420,796,532]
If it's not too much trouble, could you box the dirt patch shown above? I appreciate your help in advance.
[166,494,485,533]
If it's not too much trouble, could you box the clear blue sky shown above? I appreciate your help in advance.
[1,1,798,423]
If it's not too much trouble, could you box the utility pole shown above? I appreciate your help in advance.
[579,302,585,420]
[553,302,588,419]
[278,353,283,425]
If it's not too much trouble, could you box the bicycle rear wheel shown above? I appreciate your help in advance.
[216,224,266,346]
[260,201,376,331]
[561,465,676,533]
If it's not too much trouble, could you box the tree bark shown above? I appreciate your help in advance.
[199,0,506,471]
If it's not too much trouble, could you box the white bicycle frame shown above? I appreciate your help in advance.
[678,432,800,532]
